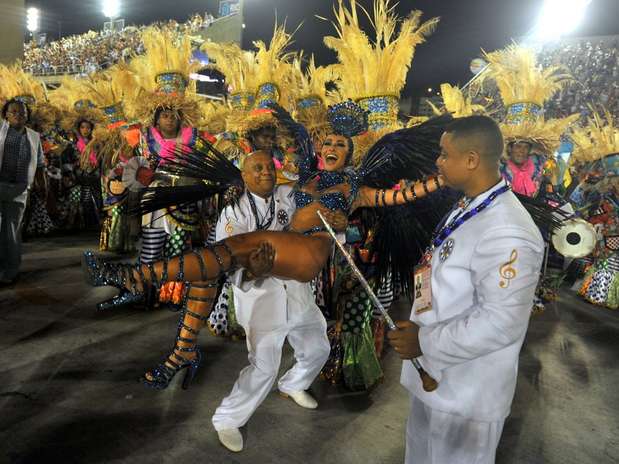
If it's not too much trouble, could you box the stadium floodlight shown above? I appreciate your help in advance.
[533,0,592,41]
[102,0,121,20]
[26,7,40,33]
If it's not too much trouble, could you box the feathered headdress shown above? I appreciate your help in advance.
[253,21,298,109]
[290,54,339,143]
[129,27,202,127]
[83,63,140,126]
[322,0,438,130]
[201,41,258,109]
[0,63,47,106]
[49,76,105,132]
[428,83,486,118]
[569,109,619,165]
[479,44,578,154]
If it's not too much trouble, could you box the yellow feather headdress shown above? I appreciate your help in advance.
[129,27,202,127]
[322,0,438,131]
[49,76,105,132]
[429,83,486,118]
[569,109,619,165]
[290,54,339,143]
[479,44,578,154]
[201,42,258,99]
[322,0,438,98]
[83,63,140,125]
[253,22,298,109]
[0,63,47,106]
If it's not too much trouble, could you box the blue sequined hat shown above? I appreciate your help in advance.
[327,100,369,138]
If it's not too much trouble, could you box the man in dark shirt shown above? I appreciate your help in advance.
[0,99,45,285]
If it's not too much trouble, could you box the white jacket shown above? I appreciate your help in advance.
[0,120,43,203]
[215,185,322,332]
[401,180,544,421]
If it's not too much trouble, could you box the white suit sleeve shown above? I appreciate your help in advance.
[215,205,249,288]
[418,226,544,372]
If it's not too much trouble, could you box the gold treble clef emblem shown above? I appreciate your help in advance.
[499,249,518,288]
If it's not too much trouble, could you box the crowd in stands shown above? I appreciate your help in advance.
[471,36,619,123]
[540,36,619,120]
[22,13,214,76]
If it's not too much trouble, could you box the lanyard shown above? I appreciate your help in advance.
[427,185,510,258]
[247,190,275,230]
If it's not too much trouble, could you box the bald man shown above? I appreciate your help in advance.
[389,116,544,463]
[212,151,343,452]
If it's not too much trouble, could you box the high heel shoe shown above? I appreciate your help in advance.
[96,288,145,311]
[141,281,217,390]
[141,348,202,390]
[82,250,137,289]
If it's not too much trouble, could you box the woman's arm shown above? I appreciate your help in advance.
[353,176,444,209]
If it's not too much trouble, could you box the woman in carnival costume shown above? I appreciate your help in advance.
[317,0,439,390]
[82,64,143,254]
[116,27,218,311]
[571,111,619,309]
[50,77,106,230]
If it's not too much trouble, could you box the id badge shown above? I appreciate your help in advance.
[412,262,432,315]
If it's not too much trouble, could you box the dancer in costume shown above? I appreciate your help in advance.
[571,111,619,309]
[477,45,579,198]
[122,27,215,310]
[82,64,142,254]
[317,0,440,391]
[83,99,451,390]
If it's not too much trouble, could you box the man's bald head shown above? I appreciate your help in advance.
[241,150,276,198]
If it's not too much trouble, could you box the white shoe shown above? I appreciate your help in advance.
[217,428,243,452]
[279,390,318,409]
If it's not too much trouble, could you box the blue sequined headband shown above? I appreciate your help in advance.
[327,100,369,138]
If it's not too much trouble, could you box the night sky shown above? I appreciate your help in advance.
[25,0,619,97]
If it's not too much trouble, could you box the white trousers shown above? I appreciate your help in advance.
[212,314,330,431]
[406,394,505,464]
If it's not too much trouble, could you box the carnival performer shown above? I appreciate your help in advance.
[477,44,579,198]
[388,115,544,464]
[317,0,440,391]
[571,111,619,309]
[83,99,451,390]
[212,150,347,453]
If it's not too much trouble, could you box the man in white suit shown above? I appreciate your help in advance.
[388,116,544,464]
[212,150,344,452]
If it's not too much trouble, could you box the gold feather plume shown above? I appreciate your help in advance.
[83,63,139,114]
[128,27,203,126]
[201,41,258,95]
[253,21,299,106]
[429,83,486,117]
[322,0,439,99]
[290,54,339,143]
[0,63,47,104]
[49,76,105,131]
[131,26,199,92]
[480,44,572,107]
[569,109,618,165]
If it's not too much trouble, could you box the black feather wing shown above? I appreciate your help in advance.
[267,103,317,185]
[360,115,453,188]
[131,137,243,217]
